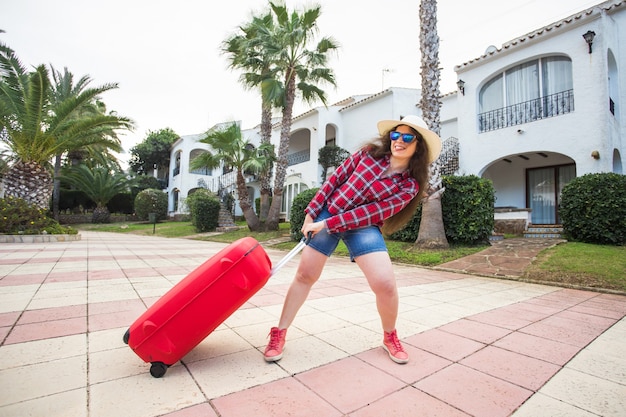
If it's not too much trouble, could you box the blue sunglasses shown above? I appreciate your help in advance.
[389,131,417,143]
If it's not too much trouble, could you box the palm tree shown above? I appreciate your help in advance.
[189,122,274,231]
[0,42,133,210]
[49,66,125,219]
[222,11,278,224]
[60,164,130,223]
[415,0,449,249]
[249,2,338,231]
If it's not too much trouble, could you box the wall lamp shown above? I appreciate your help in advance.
[583,30,596,54]
[456,79,465,96]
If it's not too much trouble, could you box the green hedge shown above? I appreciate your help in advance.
[185,189,220,233]
[134,189,168,221]
[289,188,319,241]
[391,175,495,245]
[560,173,626,245]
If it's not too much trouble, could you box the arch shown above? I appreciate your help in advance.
[613,149,623,174]
[481,151,575,224]
[608,49,619,118]
[189,148,211,175]
[478,55,573,132]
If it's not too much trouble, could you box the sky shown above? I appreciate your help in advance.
[1,0,601,166]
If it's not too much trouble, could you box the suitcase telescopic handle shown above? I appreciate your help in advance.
[270,232,312,275]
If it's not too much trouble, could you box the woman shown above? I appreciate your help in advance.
[264,115,441,364]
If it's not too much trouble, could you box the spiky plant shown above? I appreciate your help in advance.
[0,42,132,210]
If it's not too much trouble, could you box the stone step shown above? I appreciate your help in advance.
[524,224,563,238]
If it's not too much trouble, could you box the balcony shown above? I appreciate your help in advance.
[287,149,310,166]
[478,89,574,133]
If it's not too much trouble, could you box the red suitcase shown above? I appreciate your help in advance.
[123,236,306,377]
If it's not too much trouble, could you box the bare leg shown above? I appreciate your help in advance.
[277,245,328,329]
[354,251,399,332]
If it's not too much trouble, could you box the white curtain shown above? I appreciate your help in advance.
[506,61,540,105]
[528,167,555,224]
[542,57,573,95]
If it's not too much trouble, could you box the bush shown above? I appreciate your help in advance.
[185,188,220,232]
[441,175,495,245]
[134,189,168,221]
[1,196,76,235]
[289,188,319,241]
[560,173,626,245]
[390,175,495,245]
[107,192,134,214]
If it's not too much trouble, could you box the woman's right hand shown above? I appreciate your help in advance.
[301,214,325,237]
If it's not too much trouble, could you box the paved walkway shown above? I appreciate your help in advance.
[0,232,624,417]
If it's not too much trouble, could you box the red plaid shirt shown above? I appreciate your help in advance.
[305,149,420,233]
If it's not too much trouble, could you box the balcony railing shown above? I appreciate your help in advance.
[478,89,574,133]
[287,149,310,166]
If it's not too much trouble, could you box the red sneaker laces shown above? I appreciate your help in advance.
[267,328,282,350]
[387,331,405,352]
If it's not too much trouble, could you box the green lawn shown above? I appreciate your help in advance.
[74,220,626,292]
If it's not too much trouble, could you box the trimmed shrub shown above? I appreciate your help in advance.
[560,173,626,245]
[289,188,319,241]
[1,196,76,235]
[442,175,495,245]
[391,175,495,245]
[186,189,220,233]
[134,189,168,221]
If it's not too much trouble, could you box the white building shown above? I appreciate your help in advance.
[165,0,624,228]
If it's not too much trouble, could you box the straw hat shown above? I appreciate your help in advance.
[377,115,442,163]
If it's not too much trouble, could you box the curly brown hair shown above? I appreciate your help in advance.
[366,125,431,235]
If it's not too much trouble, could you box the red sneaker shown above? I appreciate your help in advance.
[383,330,409,364]
[264,327,287,362]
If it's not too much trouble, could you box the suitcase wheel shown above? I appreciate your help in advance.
[123,329,130,345]
[150,362,169,378]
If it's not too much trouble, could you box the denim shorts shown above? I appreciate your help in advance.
[308,207,388,261]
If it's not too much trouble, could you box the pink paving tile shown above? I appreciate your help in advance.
[123,267,161,278]
[161,403,218,417]
[438,319,512,344]
[520,315,609,347]
[467,309,534,331]
[4,316,86,344]
[212,376,342,417]
[495,302,559,321]
[0,326,10,342]
[570,296,626,319]
[88,269,127,280]
[18,304,86,324]
[356,344,452,384]
[295,356,406,414]
[404,328,485,362]
[493,331,581,365]
[348,386,470,417]
[0,273,47,286]
[537,288,597,303]
[415,364,532,417]
[460,345,561,391]
[44,271,87,283]
[556,309,617,328]
[89,306,148,332]
[0,311,20,327]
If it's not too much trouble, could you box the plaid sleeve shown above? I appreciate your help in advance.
[325,178,419,233]
[305,149,365,219]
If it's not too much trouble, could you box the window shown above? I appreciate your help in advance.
[479,56,573,132]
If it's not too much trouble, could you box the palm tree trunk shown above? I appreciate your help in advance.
[265,70,297,231]
[52,154,62,221]
[258,101,273,223]
[236,170,260,231]
[415,0,449,249]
